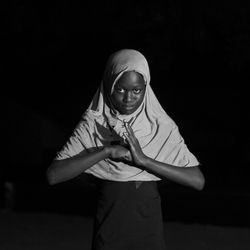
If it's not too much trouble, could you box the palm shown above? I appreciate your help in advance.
[123,121,146,167]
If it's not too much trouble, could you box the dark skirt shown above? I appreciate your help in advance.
[91,180,166,250]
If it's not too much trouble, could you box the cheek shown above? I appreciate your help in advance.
[111,94,122,106]
[136,92,145,104]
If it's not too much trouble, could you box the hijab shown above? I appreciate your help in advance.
[56,49,199,181]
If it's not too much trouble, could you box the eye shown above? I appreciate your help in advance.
[133,89,141,94]
[115,88,125,93]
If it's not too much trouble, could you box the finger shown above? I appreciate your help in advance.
[124,151,132,162]
[126,122,134,134]
[123,132,130,143]
[123,121,129,133]
[123,123,132,140]
[124,130,138,150]
[123,132,133,148]
[124,121,135,137]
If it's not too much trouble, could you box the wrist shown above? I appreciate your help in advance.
[140,155,151,169]
[104,146,112,157]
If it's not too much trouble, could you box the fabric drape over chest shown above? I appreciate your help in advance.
[55,49,199,181]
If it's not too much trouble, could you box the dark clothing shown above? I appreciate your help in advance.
[92,180,166,250]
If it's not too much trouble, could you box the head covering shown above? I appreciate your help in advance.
[56,49,199,181]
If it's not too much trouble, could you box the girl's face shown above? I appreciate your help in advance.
[111,71,146,115]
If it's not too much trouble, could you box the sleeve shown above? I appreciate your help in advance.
[54,117,94,161]
[167,125,200,167]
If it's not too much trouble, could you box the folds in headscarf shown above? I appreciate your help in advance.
[55,49,199,181]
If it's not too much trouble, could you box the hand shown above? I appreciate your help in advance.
[107,145,132,162]
[123,121,147,167]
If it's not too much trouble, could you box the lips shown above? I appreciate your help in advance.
[123,105,134,110]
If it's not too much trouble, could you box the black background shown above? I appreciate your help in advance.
[1,0,250,226]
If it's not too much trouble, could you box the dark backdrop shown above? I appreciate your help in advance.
[1,0,250,227]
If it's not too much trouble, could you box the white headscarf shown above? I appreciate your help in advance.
[56,49,199,181]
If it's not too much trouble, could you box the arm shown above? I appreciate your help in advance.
[140,157,204,191]
[124,122,205,191]
[47,145,132,185]
[47,147,109,185]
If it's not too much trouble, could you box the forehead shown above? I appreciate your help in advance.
[115,71,145,88]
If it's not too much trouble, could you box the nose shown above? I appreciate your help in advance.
[123,91,133,103]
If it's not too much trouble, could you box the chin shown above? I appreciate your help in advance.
[120,108,136,115]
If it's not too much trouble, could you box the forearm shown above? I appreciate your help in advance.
[142,156,205,190]
[47,147,110,185]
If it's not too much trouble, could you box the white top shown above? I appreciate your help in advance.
[55,49,200,181]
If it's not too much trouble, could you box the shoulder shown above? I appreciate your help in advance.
[78,110,105,129]
[157,114,177,130]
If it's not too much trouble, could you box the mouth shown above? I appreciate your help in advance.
[117,105,136,115]
[123,105,135,110]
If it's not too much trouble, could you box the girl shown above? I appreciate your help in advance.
[47,49,205,250]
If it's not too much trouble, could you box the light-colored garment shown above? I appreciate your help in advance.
[55,49,199,181]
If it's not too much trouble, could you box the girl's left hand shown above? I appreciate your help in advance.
[123,121,147,167]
